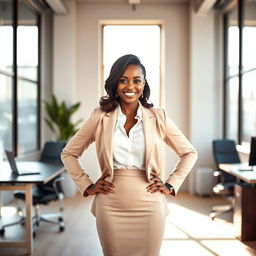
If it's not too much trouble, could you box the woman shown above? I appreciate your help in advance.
[61,54,198,256]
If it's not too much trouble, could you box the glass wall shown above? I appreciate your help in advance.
[224,0,256,144]
[0,0,40,155]
[242,0,256,143]
[0,0,14,151]
[17,1,39,154]
[226,5,239,141]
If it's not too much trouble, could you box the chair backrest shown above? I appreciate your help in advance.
[39,141,66,165]
[38,141,66,193]
[213,139,241,182]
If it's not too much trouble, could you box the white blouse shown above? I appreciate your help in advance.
[113,104,146,170]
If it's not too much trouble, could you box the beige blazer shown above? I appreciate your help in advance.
[61,104,198,197]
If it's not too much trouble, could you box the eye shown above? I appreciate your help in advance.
[119,79,127,84]
[134,79,142,84]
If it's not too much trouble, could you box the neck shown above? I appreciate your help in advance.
[120,101,139,116]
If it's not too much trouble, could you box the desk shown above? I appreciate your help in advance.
[219,163,256,183]
[219,163,256,241]
[0,161,65,254]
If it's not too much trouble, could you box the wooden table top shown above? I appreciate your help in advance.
[219,163,256,183]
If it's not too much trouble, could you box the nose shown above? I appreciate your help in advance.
[126,80,135,88]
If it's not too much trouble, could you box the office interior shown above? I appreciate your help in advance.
[0,0,256,255]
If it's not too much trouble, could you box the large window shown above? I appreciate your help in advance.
[224,0,256,144]
[0,0,40,155]
[102,24,162,107]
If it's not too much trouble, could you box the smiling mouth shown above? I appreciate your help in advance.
[123,92,137,96]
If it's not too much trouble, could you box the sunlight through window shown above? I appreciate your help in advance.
[103,25,161,107]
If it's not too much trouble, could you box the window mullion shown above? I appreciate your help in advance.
[238,0,244,144]
[223,14,228,139]
[13,0,18,155]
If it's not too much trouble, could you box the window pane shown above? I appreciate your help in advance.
[227,7,239,77]
[0,0,13,73]
[227,77,239,141]
[103,25,161,107]
[242,71,256,143]
[18,80,37,154]
[0,74,13,151]
[17,1,38,81]
[243,0,256,72]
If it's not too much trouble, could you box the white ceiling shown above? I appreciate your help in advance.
[76,0,189,4]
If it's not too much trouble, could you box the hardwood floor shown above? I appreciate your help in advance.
[0,192,256,256]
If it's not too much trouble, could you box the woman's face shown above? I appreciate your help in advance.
[117,65,145,106]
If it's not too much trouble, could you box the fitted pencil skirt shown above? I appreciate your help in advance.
[92,169,169,256]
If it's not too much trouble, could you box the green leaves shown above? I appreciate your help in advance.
[43,95,82,141]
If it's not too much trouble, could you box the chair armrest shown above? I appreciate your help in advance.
[52,176,65,199]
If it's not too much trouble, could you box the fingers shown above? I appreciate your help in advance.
[100,180,115,188]
[147,170,164,193]
[97,185,114,194]
[148,186,163,193]
[96,172,115,195]
[149,177,161,183]
[147,182,164,193]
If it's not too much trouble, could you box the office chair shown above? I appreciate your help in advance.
[0,141,66,237]
[209,139,241,220]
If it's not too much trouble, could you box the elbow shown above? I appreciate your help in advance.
[182,147,198,158]
[60,150,66,165]
[193,148,198,160]
[60,149,71,164]
[191,148,198,163]
[61,149,79,163]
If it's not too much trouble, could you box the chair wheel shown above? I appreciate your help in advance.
[59,225,65,232]
[209,211,216,221]
[33,231,36,238]
[58,217,63,222]
[0,228,5,236]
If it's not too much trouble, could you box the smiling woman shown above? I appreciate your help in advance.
[61,54,198,256]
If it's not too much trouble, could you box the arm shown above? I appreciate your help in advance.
[163,109,198,195]
[61,109,99,197]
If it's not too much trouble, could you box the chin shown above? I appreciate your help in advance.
[120,97,139,105]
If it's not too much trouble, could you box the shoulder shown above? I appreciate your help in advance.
[90,107,106,118]
[145,107,166,121]
[89,106,118,121]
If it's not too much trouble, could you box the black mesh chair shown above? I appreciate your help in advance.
[0,141,66,237]
[209,139,241,220]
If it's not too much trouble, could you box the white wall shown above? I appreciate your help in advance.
[53,0,77,105]
[53,1,220,192]
[188,5,220,193]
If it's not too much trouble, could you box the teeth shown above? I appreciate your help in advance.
[124,92,136,96]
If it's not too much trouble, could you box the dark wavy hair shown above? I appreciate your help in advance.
[99,54,153,112]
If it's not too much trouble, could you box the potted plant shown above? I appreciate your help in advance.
[43,95,82,197]
[44,95,82,141]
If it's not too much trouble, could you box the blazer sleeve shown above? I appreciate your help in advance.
[61,108,99,197]
[163,109,198,195]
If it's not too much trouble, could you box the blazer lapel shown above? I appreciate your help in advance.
[103,107,118,175]
[142,106,155,180]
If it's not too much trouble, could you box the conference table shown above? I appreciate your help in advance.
[219,162,256,241]
[0,161,65,254]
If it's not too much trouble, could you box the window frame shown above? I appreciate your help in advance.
[0,0,42,156]
[99,20,165,108]
[223,0,256,145]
